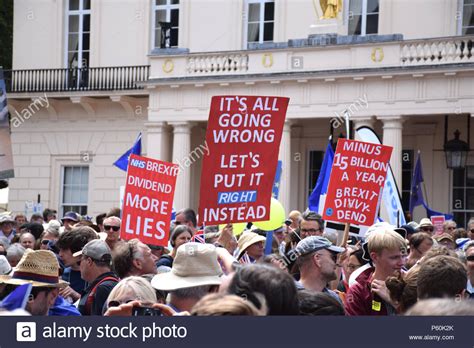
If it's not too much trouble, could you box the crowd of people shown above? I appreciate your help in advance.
[0,207,473,316]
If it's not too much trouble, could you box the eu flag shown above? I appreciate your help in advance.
[113,132,142,171]
[308,138,334,213]
[0,283,32,311]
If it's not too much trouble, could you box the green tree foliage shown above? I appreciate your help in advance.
[0,0,13,70]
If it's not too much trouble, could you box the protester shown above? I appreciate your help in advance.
[30,213,44,225]
[19,232,36,249]
[14,214,27,226]
[42,208,57,223]
[38,227,60,250]
[418,218,434,234]
[386,265,419,314]
[23,222,44,241]
[406,232,433,269]
[228,263,299,315]
[294,236,344,302]
[102,216,122,251]
[434,233,456,250]
[113,239,158,279]
[75,239,119,315]
[298,290,345,315]
[156,225,192,268]
[345,227,407,315]
[104,276,157,314]
[0,237,8,256]
[468,218,474,240]
[405,298,474,316]
[417,255,467,300]
[337,247,367,293]
[0,249,68,315]
[6,244,25,267]
[299,211,324,238]
[463,241,474,298]
[174,208,198,234]
[237,231,266,263]
[191,293,266,316]
[106,208,121,218]
[56,226,98,302]
[0,215,16,242]
[443,220,457,236]
[96,213,107,232]
[61,211,80,232]
[0,255,11,275]
[151,243,223,312]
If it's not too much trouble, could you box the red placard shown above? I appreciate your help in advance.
[431,216,445,235]
[322,139,393,226]
[121,154,178,246]
[199,96,289,225]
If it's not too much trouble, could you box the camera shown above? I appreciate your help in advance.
[132,306,162,316]
[284,219,292,227]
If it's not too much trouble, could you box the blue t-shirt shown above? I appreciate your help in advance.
[62,268,87,294]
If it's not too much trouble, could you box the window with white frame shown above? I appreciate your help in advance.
[61,166,89,216]
[152,0,180,48]
[307,150,324,198]
[452,165,474,228]
[348,0,379,36]
[245,0,274,47]
[66,0,91,69]
[462,0,474,35]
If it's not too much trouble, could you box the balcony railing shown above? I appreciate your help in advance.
[4,65,150,93]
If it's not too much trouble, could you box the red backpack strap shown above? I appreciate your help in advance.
[84,276,119,315]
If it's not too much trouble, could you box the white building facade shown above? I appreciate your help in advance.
[5,0,474,226]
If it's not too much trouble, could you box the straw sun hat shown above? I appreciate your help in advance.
[0,249,68,288]
[237,232,266,259]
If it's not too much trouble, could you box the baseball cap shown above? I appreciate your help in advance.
[294,236,345,257]
[73,239,112,263]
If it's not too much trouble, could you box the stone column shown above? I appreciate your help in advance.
[278,120,292,212]
[145,122,170,161]
[379,116,404,189]
[170,121,194,210]
[352,116,375,141]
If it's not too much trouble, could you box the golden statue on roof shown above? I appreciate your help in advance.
[319,0,343,19]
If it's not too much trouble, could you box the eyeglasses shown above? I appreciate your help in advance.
[466,255,474,261]
[420,227,434,232]
[301,228,321,234]
[41,240,50,246]
[104,225,120,232]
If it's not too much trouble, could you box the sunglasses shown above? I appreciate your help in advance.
[107,299,134,308]
[41,240,50,246]
[420,227,434,232]
[467,255,474,261]
[104,225,120,232]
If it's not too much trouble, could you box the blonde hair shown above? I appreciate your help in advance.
[106,276,157,305]
[191,293,267,316]
[368,229,407,255]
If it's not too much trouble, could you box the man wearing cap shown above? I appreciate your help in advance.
[345,228,407,316]
[0,215,16,242]
[76,239,119,315]
[0,249,68,315]
[61,211,80,232]
[294,236,344,302]
[237,231,266,263]
[418,218,434,235]
[434,233,456,250]
[151,242,223,312]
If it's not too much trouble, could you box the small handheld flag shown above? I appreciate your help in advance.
[113,133,142,171]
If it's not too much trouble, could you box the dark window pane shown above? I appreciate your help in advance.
[402,150,413,170]
[263,22,274,41]
[171,0,180,4]
[248,3,261,22]
[453,188,464,209]
[170,28,179,47]
[453,212,464,227]
[171,9,179,26]
[154,29,161,47]
[367,0,379,13]
[348,15,362,35]
[82,34,90,50]
[466,166,474,187]
[248,23,260,42]
[264,2,274,21]
[156,0,166,5]
[402,171,412,191]
[83,0,91,10]
[463,26,474,34]
[466,189,474,209]
[402,192,410,212]
[366,14,379,34]
[83,14,90,32]
[453,168,465,187]
[81,51,89,68]
[69,15,79,32]
[68,52,78,68]
[69,0,79,11]
[463,5,474,27]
